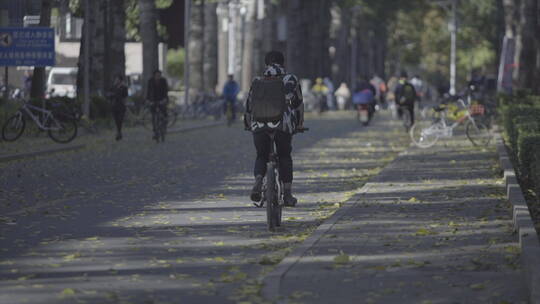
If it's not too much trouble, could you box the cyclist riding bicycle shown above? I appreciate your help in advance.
[394,71,417,126]
[146,70,169,142]
[244,51,304,207]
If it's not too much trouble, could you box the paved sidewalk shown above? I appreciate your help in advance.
[0,119,222,162]
[274,137,528,303]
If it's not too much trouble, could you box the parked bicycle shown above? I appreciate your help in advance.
[2,99,77,143]
[252,127,309,231]
[410,97,491,148]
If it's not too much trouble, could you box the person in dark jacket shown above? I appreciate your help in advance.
[244,51,304,207]
[146,70,169,141]
[222,74,240,120]
[110,75,128,141]
[394,71,417,126]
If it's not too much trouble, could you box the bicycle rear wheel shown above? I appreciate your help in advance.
[402,109,412,131]
[48,117,77,143]
[167,109,177,128]
[2,113,25,142]
[466,120,491,147]
[410,120,440,148]
[265,165,278,231]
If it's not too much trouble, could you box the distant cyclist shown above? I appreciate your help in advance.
[394,71,417,126]
[244,51,304,207]
[146,70,169,141]
[222,74,240,121]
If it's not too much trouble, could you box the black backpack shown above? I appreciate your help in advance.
[400,83,416,105]
[250,76,287,123]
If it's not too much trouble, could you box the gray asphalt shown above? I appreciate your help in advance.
[0,111,408,304]
[278,135,528,304]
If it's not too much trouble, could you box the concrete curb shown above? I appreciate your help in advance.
[0,144,86,163]
[495,134,540,304]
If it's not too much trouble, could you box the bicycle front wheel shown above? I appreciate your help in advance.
[48,118,77,143]
[466,120,491,147]
[265,165,278,231]
[142,109,153,131]
[2,113,26,142]
[410,120,440,148]
[167,110,177,128]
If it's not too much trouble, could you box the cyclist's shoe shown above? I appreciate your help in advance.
[116,133,122,141]
[250,176,263,202]
[283,191,297,207]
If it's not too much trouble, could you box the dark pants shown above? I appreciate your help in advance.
[253,131,293,183]
[224,98,236,120]
[112,103,126,134]
[398,103,415,125]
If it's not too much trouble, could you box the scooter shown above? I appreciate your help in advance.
[357,104,370,126]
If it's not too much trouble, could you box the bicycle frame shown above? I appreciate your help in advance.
[19,102,62,131]
[431,99,479,136]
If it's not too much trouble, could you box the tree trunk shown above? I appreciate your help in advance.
[286,0,308,78]
[518,0,538,90]
[241,0,256,91]
[217,2,229,93]
[203,1,218,94]
[109,0,126,83]
[91,0,106,96]
[189,0,204,99]
[30,0,52,99]
[139,0,159,98]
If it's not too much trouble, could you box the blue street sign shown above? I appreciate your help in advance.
[0,27,55,67]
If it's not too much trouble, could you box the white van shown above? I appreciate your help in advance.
[47,67,78,98]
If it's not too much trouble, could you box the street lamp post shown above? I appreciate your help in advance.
[449,0,457,96]
[184,0,190,105]
[83,0,90,117]
[433,0,458,95]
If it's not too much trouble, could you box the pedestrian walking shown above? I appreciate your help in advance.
[323,77,335,110]
[334,82,351,111]
[110,75,128,141]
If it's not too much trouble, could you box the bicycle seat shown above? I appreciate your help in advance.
[433,106,446,112]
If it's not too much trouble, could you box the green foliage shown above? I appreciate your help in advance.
[167,48,185,83]
[517,131,540,179]
[126,0,170,42]
[500,95,540,205]
[387,0,498,84]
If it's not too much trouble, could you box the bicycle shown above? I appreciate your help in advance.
[225,101,235,126]
[151,100,168,143]
[252,127,309,231]
[410,98,491,148]
[2,99,77,143]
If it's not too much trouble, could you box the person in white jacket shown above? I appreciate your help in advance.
[334,82,351,111]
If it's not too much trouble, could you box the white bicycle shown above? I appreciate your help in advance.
[2,99,78,143]
[410,98,491,148]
